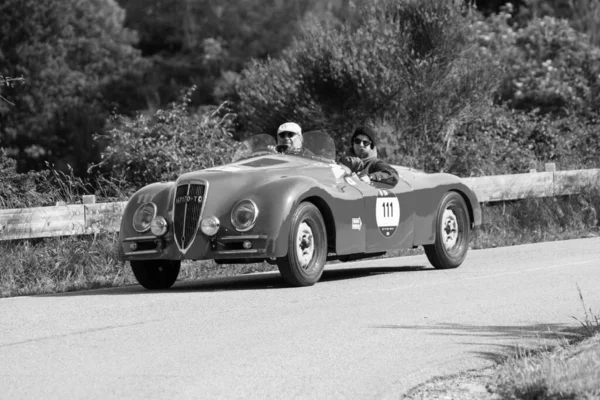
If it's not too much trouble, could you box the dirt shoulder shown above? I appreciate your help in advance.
[402,368,501,400]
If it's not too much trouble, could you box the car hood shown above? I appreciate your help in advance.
[175,154,334,188]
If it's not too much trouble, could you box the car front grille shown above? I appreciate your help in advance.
[174,183,206,251]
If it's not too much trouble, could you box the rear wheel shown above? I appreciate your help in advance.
[277,202,328,287]
[424,192,470,269]
[130,260,181,290]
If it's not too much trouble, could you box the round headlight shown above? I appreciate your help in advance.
[150,216,168,236]
[200,216,220,236]
[231,199,258,232]
[133,202,157,233]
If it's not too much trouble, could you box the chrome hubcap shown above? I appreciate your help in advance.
[296,222,314,269]
[441,209,459,251]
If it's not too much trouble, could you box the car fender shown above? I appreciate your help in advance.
[118,182,175,241]
[413,179,482,246]
[253,176,336,258]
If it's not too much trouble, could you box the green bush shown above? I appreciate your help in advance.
[0,146,132,208]
[444,105,600,177]
[95,86,239,189]
[518,0,600,47]
[0,148,57,208]
[237,0,501,172]
[471,8,600,115]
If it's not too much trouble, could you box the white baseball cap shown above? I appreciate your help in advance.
[277,122,302,136]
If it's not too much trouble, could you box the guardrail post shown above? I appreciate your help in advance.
[82,195,97,205]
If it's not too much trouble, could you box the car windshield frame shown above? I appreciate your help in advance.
[232,130,336,163]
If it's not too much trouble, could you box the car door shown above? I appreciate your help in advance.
[351,176,415,253]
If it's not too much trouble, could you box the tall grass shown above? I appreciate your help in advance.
[0,233,132,297]
[472,188,600,250]
[494,288,600,400]
[573,284,600,336]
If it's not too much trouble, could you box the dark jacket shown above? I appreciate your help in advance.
[340,151,399,186]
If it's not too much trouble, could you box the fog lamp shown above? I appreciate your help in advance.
[129,243,138,251]
[243,240,252,250]
[200,216,220,236]
[150,216,168,236]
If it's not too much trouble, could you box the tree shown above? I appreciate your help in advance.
[0,76,24,105]
[115,0,352,107]
[0,0,145,175]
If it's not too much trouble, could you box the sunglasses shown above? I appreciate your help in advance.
[353,138,371,146]
[278,131,297,139]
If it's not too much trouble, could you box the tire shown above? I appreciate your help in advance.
[130,260,181,290]
[277,202,328,287]
[424,192,470,269]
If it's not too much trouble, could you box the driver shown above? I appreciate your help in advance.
[276,122,304,154]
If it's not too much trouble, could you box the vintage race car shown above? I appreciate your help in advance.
[117,130,482,289]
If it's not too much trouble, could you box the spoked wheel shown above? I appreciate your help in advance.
[130,260,181,290]
[277,202,327,287]
[424,192,470,269]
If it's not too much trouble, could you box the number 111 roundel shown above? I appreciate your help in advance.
[376,195,400,237]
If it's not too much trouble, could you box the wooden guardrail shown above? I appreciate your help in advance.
[0,197,127,241]
[1,165,599,241]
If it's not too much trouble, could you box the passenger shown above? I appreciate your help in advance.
[276,122,304,154]
[340,125,399,186]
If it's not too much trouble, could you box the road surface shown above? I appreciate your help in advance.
[1,238,599,399]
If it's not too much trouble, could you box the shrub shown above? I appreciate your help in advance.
[444,105,537,176]
[444,105,600,177]
[518,0,600,47]
[237,0,501,171]
[0,147,58,208]
[95,86,239,189]
[471,7,600,115]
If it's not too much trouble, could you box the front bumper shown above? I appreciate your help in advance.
[120,232,271,261]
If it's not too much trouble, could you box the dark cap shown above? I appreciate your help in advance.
[351,125,377,149]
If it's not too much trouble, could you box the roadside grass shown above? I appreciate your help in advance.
[493,288,600,399]
[0,233,134,298]
[472,184,600,249]
[0,235,277,298]
[1,187,599,298]
[403,288,600,400]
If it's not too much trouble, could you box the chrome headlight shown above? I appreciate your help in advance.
[133,202,157,233]
[231,199,258,232]
[200,216,220,236]
[150,216,168,236]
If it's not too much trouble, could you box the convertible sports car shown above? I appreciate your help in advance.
[117,131,482,289]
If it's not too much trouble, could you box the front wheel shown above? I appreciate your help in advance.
[424,192,470,269]
[277,202,328,287]
[130,260,181,290]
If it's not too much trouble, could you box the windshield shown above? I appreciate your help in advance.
[232,130,336,163]
[303,130,336,162]
[232,134,276,162]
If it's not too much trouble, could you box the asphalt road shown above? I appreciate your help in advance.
[1,238,599,399]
